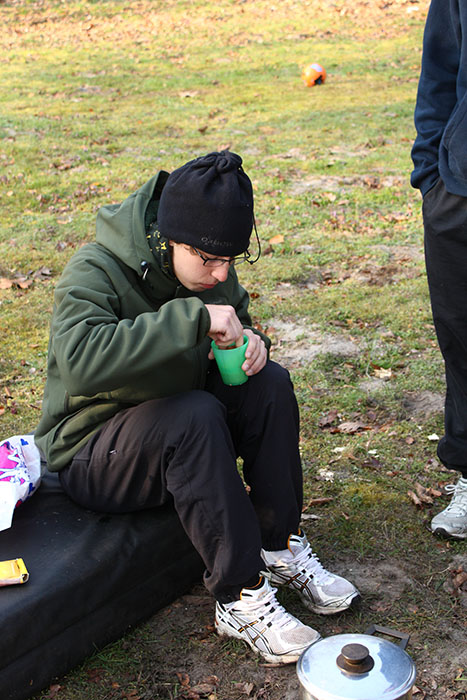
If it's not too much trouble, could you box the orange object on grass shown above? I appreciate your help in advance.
[301,63,326,87]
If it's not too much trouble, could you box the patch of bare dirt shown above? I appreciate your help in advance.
[374,244,425,264]
[402,391,445,418]
[267,319,359,368]
[358,385,445,420]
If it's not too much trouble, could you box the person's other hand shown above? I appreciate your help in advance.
[241,329,267,376]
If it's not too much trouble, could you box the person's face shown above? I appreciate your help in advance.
[169,242,232,292]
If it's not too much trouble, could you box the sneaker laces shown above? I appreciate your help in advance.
[291,542,334,585]
[442,480,467,515]
[241,586,300,631]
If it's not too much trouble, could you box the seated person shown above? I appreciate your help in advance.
[35,150,360,664]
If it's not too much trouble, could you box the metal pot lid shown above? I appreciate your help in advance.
[297,634,416,700]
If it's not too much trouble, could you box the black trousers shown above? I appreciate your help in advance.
[59,361,303,602]
[423,177,467,478]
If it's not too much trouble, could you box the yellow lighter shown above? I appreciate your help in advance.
[0,558,29,586]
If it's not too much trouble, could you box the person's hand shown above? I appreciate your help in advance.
[241,329,267,376]
[205,304,244,350]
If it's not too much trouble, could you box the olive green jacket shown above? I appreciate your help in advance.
[35,172,269,471]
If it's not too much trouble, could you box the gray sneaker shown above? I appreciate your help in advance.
[431,477,467,539]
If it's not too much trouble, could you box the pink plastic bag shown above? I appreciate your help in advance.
[0,435,41,531]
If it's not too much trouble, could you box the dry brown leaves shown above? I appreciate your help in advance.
[175,672,219,699]
[448,566,467,596]
[303,496,334,511]
[318,409,383,435]
[0,266,51,291]
[407,483,442,508]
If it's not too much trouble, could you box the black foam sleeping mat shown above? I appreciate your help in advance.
[0,470,204,700]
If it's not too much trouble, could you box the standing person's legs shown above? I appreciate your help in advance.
[423,178,467,537]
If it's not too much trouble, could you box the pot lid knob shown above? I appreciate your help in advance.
[336,643,375,675]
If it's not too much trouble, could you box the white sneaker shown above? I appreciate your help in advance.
[215,576,320,664]
[261,531,361,615]
[431,477,467,539]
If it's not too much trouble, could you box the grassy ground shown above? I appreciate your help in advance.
[1,0,466,699]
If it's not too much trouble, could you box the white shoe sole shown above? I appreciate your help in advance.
[215,617,320,664]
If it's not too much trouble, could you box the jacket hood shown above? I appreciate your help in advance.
[95,171,175,282]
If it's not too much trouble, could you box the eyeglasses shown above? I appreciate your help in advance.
[192,220,261,268]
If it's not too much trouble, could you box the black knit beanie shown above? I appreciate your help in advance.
[157,150,254,256]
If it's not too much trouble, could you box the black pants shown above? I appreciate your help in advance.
[423,178,467,478]
[59,361,303,602]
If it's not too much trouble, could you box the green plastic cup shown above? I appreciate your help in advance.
[211,335,249,386]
